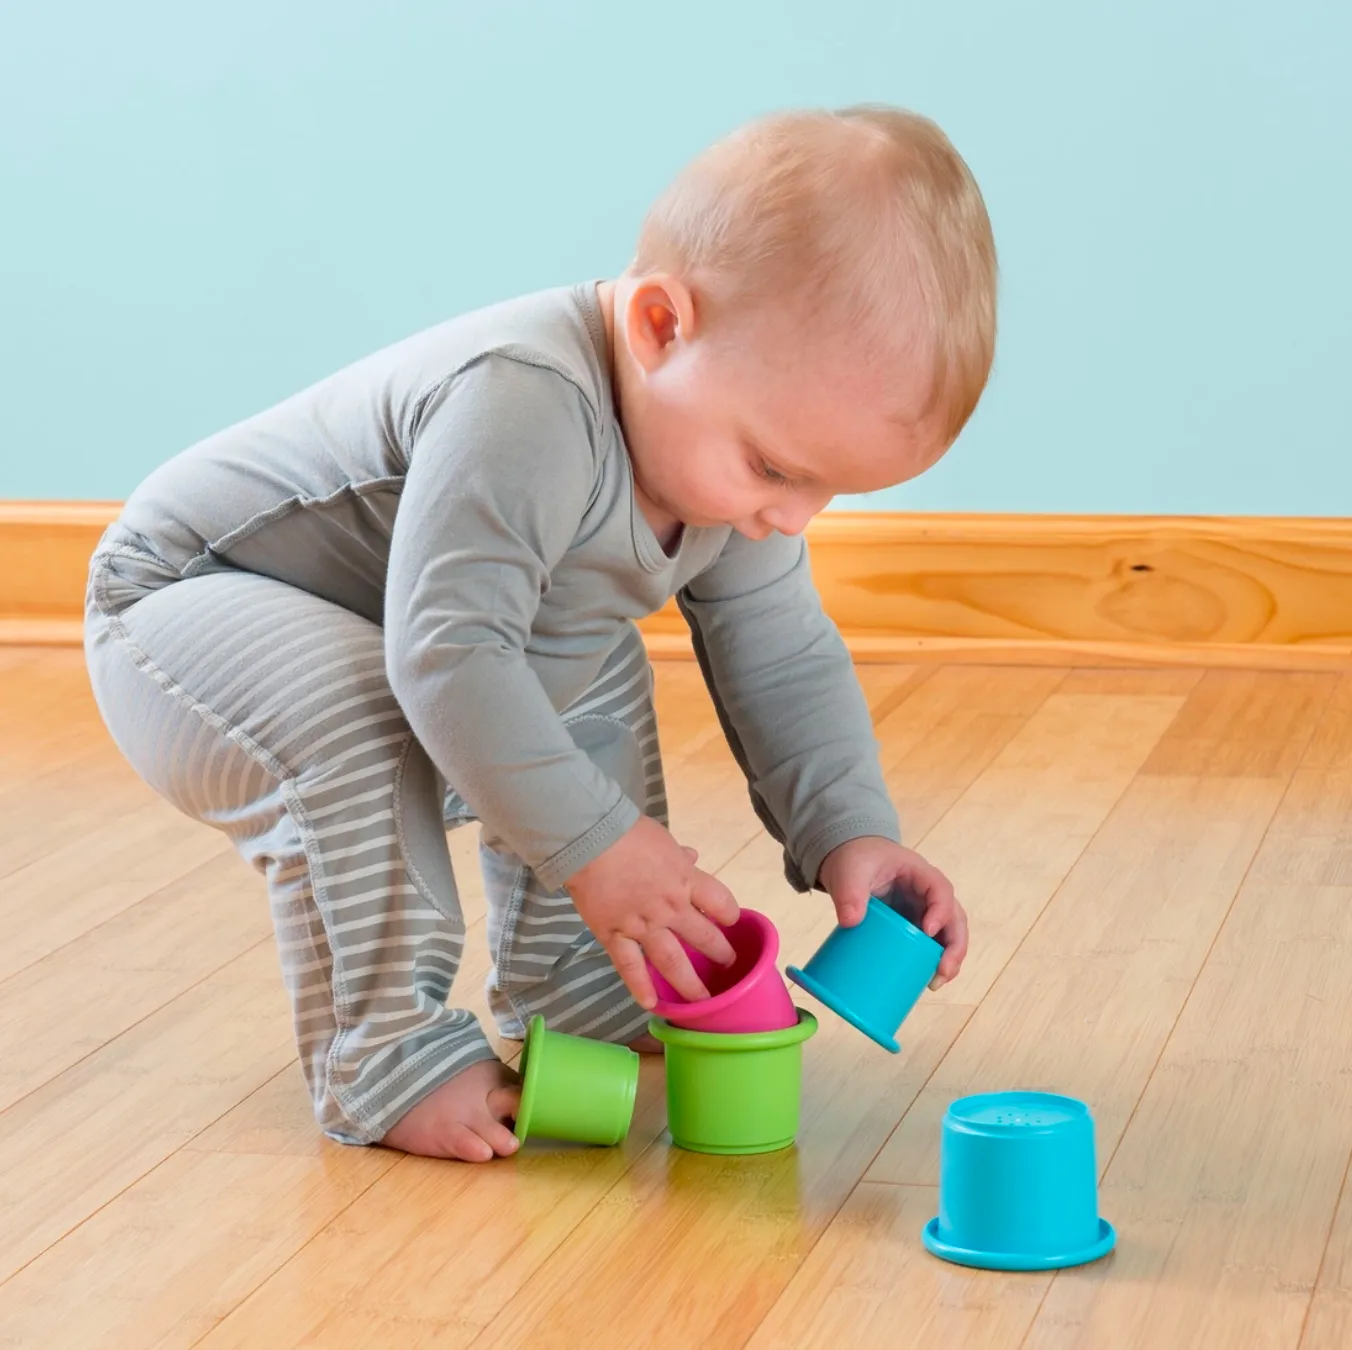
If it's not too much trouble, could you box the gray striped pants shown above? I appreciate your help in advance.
[85,549,663,1145]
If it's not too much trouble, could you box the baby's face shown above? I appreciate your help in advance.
[615,284,943,539]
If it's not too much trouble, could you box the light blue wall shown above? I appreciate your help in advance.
[2,0,1348,512]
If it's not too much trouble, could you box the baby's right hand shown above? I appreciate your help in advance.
[564,816,740,1010]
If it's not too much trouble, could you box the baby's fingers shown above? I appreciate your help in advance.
[643,928,711,1003]
[609,935,658,1010]
[671,908,737,970]
[691,870,740,929]
[929,897,970,989]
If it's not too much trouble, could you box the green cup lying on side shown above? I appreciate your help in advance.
[649,1009,818,1155]
[513,1015,640,1146]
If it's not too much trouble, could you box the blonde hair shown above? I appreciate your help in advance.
[632,106,997,446]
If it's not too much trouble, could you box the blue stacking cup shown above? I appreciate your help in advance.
[785,895,942,1053]
[923,1091,1116,1271]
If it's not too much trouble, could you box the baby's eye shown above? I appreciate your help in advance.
[757,459,791,485]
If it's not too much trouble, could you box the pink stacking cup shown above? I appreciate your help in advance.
[647,909,798,1035]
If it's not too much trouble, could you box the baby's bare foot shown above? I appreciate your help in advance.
[380,1058,522,1162]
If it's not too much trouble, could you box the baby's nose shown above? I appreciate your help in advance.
[761,505,813,537]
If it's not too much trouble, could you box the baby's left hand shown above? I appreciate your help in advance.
[817,836,968,989]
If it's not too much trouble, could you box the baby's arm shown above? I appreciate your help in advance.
[384,355,733,1004]
[679,530,968,982]
[678,529,901,889]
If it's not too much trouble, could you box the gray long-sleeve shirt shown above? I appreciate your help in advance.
[114,283,901,891]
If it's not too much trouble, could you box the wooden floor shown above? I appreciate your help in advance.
[2,650,1352,1349]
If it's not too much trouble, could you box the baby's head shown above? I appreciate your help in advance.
[607,105,997,539]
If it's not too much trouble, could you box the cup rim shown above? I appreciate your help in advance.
[648,1007,817,1051]
[784,963,902,1053]
[648,908,783,1023]
[922,1216,1116,1271]
[513,1013,549,1141]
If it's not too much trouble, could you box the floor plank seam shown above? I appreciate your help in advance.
[0,843,238,991]
[180,1154,411,1350]
[866,665,939,727]
[732,1005,979,1350]
[1094,672,1341,1189]
[1297,1147,1352,1349]
[1016,681,1339,1348]
[0,933,276,1123]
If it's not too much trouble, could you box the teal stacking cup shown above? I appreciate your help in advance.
[923,1092,1116,1271]
[785,896,942,1053]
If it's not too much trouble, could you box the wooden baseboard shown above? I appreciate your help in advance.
[4,502,1350,668]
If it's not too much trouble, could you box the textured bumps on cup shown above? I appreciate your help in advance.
[786,895,943,1053]
[647,908,799,1035]
[923,1091,1117,1271]
[648,1010,818,1155]
[512,1015,640,1147]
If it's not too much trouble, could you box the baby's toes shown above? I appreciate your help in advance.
[442,1123,496,1163]
[487,1083,523,1122]
[474,1116,521,1158]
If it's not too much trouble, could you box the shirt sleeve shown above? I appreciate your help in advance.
[384,353,640,891]
[677,529,901,892]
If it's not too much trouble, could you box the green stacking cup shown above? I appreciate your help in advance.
[513,1015,640,1146]
[649,1010,818,1155]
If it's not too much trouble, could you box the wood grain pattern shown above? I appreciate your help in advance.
[5,503,1351,666]
[1017,670,1352,1349]
[643,512,1352,668]
[6,654,1352,1347]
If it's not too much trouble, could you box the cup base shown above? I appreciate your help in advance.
[784,966,901,1054]
[922,1216,1117,1271]
[670,1135,797,1156]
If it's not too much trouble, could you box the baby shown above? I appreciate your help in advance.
[85,105,995,1161]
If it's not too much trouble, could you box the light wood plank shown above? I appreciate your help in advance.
[0,803,232,981]
[768,673,1330,1347]
[1303,1158,1352,1348]
[748,1183,1043,1350]
[1057,668,1205,697]
[867,773,1285,1189]
[876,665,1066,842]
[0,1149,392,1350]
[1018,676,1352,1348]
[0,941,294,1283]
[10,654,1348,1348]
[903,687,1188,1004]
[193,1061,676,1350]
[1138,669,1336,778]
[0,901,502,1350]
[0,850,268,1111]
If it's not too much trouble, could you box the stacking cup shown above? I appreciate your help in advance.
[512,1015,640,1146]
[922,1091,1117,1271]
[648,1010,817,1155]
[648,908,798,1035]
[786,896,942,1052]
